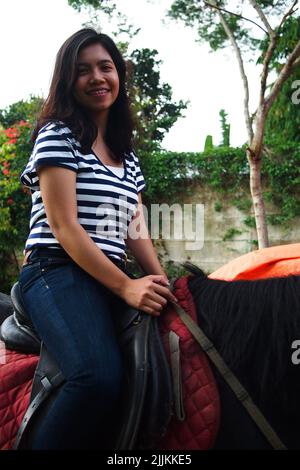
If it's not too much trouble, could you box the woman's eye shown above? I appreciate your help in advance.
[78,69,87,75]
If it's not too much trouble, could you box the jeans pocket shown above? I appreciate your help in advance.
[19,262,43,293]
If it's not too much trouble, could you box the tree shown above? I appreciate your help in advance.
[168,0,300,248]
[0,95,43,128]
[263,16,300,146]
[127,49,187,153]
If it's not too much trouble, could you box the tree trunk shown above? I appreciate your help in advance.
[246,149,269,248]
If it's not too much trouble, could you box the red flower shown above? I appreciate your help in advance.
[8,138,17,144]
[4,127,20,140]
[2,169,10,176]
[7,198,14,205]
[19,120,30,127]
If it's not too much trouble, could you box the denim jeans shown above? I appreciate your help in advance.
[18,250,132,449]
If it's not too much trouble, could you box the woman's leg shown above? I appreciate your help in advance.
[19,259,123,449]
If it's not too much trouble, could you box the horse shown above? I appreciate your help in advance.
[1,244,300,450]
[187,265,300,449]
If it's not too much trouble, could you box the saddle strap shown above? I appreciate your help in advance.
[169,291,287,451]
[13,371,64,449]
[168,331,185,421]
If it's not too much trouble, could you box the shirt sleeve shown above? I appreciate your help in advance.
[132,151,146,193]
[20,123,78,191]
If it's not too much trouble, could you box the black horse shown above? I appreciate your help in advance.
[187,265,300,449]
[1,265,300,449]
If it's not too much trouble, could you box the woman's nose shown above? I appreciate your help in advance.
[89,69,105,83]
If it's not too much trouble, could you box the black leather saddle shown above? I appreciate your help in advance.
[0,282,173,450]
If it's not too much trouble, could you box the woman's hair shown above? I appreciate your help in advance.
[32,28,134,161]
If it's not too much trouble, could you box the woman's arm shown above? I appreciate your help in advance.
[125,193,168,279]
[37,166,177,314]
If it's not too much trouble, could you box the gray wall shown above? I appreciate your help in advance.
[152,183,300,274]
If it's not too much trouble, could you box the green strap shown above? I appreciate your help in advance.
[169,283,287,450]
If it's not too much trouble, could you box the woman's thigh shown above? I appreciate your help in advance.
[18,259,122,383]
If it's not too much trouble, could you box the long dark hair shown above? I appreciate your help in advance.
[32,28,134,161]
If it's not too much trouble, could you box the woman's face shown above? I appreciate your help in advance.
[73,43,120,118]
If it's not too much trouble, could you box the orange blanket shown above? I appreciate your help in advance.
[210,243,300,281]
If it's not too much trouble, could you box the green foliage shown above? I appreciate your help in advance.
[214,201,223,212]
[0,121,33,292]
[219,109,230,146]
[140,142,300,228]
[233,196,252,212]
[127,48,188,153]
[0,96,43,128]
[67,0,113,13]
[264,72,300,146]
[204,135,213,151]
[163,260,189,280]
[168,1,294,55]
[243,216,256,228]
[262,142,300,223]
[168,0,267,52]
[0,97,40,292]
[222,228,242,241]
[258,17,300,69]
[141,146,248,203]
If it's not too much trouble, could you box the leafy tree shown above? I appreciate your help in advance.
[168,0,300,248]
[262,16,300,146]
[0,96,43,128]
[127,49,187,153]
[265,73,300,147]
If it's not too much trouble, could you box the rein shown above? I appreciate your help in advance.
[169,278,287,451]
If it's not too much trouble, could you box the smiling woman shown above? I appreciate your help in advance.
[16,28,177,450]
[74,44,120,122]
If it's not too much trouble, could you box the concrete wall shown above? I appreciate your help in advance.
[151,183,300,274]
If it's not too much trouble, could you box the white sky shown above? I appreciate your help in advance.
[0,0,263,151]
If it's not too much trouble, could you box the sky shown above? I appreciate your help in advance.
[0,0,263,151]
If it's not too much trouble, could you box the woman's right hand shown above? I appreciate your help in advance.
[120,275,178,316]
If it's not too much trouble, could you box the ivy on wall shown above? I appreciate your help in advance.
[140,143,300,226]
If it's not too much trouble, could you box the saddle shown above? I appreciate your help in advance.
[0,282,173,450]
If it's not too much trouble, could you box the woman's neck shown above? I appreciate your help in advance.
[90,110,109,140]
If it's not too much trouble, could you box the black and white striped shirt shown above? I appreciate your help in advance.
[20,121,146,261]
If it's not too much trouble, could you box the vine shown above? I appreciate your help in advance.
[140,143,300,227]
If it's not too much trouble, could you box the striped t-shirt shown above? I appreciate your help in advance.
[20,121,146,262]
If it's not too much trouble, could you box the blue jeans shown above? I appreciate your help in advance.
[18,250,132,449]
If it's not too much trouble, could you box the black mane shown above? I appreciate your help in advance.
[186,265,300,420]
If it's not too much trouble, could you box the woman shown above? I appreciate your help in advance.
[19,28,177,449]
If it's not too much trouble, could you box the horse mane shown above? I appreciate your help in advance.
[186,265,300,415]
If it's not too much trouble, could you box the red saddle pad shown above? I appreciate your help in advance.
[158,276,220,450]
[0,346,38,450]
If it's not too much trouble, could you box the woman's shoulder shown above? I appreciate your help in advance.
[37,120,79,148]
[38,120,73,138]
[125,149,140,164]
